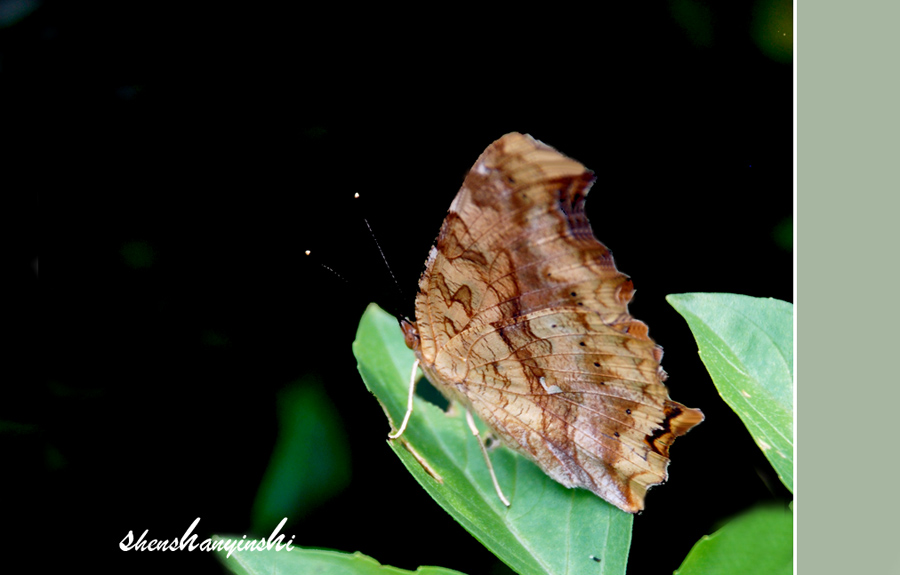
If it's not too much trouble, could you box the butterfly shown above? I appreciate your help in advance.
[392,133,703,512]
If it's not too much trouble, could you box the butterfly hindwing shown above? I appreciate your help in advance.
[408,133,703,512]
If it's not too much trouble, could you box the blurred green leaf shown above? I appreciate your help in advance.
[751,0,793,63]
[353,304,632,575]
[120,241,156,269]
[669,0,714,47]
[772,217,793,251]
[0,0,41,28]
[251,382,351,533]
[674,505,792,575]
[214,539,466,575]
[667,293,793,492]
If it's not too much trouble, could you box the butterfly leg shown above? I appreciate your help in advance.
[465,409,511,507]
[388,359,420,439]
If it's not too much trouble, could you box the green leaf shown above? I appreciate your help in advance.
[251,381,351,533]
[667,293,793,492]
[353,303,632,575]
[214,539,465,575]
[674,505,793,575]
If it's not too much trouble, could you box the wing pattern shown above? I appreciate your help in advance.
[404,133,702,512]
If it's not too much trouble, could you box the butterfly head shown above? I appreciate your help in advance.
[400,317,420,352]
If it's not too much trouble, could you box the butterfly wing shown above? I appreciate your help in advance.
[411,133,702,512]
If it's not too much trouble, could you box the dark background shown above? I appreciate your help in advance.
[10,1,791,573]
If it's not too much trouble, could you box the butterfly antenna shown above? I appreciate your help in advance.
[305,250,350,284]
[363,215,404,300]
[353,193,407,316]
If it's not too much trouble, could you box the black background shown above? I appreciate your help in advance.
[11,1,791,573]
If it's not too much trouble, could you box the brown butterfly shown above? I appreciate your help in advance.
[393,133,702,513]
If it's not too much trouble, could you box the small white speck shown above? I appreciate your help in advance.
[740,390,751,398]
[539,376,563,394]
[759,440,772,451]
[475,162,490,175]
